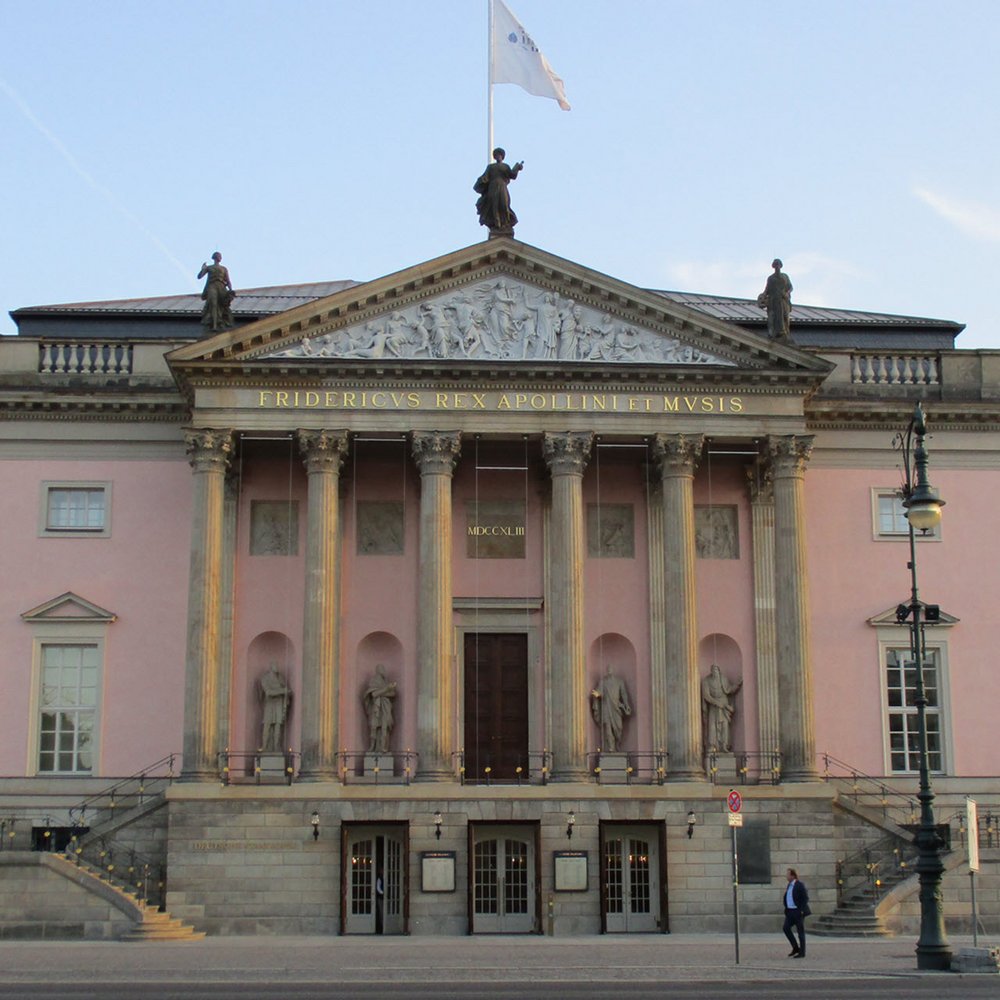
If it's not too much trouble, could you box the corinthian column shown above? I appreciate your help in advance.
[542,431,593,781]
[651,433,704,781]
[412,431,461,780]
[181,428,233,780]
[297,429,349,780]
[767,435,818,782]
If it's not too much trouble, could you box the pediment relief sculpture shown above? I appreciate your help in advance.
[265,280,736,367]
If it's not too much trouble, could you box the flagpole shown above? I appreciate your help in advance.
[488,0,494,158]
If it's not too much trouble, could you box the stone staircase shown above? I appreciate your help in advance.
[811,867,912,937]
[48,853,204,942]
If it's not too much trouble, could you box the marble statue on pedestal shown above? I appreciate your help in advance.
[590,666,632,752]
[701,664,742,752]
[363,664,397,754]
[259,662,291,751]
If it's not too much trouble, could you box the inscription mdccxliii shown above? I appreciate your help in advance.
[255,389,745,414]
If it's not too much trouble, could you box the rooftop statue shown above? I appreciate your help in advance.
[757,258,792,341]
[198,251,235,332]
[474,148,523,237]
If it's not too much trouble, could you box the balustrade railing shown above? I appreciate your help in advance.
[218,749,300,785]
[835,833,916,907]
[821,753,919,828]
[67,754,178,832]
[38,341,134,375]
[453,750,551,785]
[586,751,669,784]
[337,750,418,784]
[62,832,166,910]
[707,750,782,786]
[849,353,939,386]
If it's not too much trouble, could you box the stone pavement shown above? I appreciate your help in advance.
[0,934,996,985]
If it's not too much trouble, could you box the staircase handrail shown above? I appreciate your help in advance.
[835,832,916,906]
[821,753,918,827]
[62,831,166,909]
[67,753,179,830]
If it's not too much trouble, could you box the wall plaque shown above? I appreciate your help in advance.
[553,850,589,892]
[695,506,739,560]
[421,851,456,892]
[250,501,299,556]
[587,504,634,558]
[357,501,404,555]
[466,500,526,559]
[736,819,771,884]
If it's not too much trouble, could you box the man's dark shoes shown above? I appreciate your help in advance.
[793,952,805,958]
[788,949,800,957]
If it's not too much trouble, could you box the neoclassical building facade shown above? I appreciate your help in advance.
[1,238,998,936]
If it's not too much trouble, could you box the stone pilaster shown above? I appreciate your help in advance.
[181,428,233,780]
[542,431,593,781]
[412,431,461,780]
[297,429,349,780]
[216,471,239,755]
[747,461,779,767]
[645,471,668,763]
[651,433,704,781]
[767,435,818,782]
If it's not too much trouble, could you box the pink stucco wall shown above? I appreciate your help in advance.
[0,458,191,777]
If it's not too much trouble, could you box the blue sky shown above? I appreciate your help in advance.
[2,0,998,346]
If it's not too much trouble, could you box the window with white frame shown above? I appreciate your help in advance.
[41,483,111,536]
[885,646,944,773]
[872,488,938,540]
[38,643,99,773]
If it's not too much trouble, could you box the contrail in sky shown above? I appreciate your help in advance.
[0,75,193,283]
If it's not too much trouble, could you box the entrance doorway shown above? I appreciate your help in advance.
[601,823,664,932]
[342,824,407,934]
[469,824,538,933]
[463,632,528,782]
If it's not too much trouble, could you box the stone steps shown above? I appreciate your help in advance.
[120,911,206,942]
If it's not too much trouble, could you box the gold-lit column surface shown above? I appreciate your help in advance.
[768,435,819,782]
[298,429,349,780]
[542,431,593,781]
[412,431,461,780]
[181,428,233,780]
[646,473,668,767]
[652,433,704,781]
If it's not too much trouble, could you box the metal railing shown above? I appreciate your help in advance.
[62,832,166,910]
[849,353,939,386]
[67,754,178,833]
[821,753,919,828]
[453,750,551,786]
[835,833,917,907]
[218,750,300,785]
[38,341,134,375]
[707,750,782,786]
[337,750,418,784]
[586,751,669,785]
[948,804,1000,850]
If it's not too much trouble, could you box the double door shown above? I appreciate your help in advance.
[470,824,537,933]
[602,825,662,932]
[343,825,406,934]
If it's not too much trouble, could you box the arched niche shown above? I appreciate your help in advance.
[698,634,744,752]
[246,631,295,751]
[588,633,637,753]
[355,631,404,751]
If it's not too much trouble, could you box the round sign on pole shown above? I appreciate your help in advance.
[727,789,743,813]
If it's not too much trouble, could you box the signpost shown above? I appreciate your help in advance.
[728,789,742,964]
[967,798,980,947]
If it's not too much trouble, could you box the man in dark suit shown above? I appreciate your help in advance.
[782,868,811,957]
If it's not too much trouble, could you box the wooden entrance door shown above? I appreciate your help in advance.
[463,633,528,782]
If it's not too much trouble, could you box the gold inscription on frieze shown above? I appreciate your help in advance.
[257,389,745,414]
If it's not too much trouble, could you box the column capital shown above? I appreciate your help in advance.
[766,435,814,478]
[412,431,461,475]
[651,433,704,477]
[298,429,349,474]
[542,431,593,477]
[746,458,774,504]
[184,428,233,474]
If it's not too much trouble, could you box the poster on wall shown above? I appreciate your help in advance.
[421,851,456,892]
[553,850,588,892]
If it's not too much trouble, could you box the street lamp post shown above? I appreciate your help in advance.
[895,402,951,971]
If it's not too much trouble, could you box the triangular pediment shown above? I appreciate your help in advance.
[21,592,117,624]
[168,239,830,380]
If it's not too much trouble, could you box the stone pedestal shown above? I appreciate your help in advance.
[704,751,738,785]
[256,753,288,780]
[595,752,631,785]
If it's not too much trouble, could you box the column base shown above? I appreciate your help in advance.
[297,769,340,783]
[178,769,219,783]
[781,766,821,783]
[666,767,708,782]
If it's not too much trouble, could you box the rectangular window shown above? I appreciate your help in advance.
[886,647,943,773]
[41,483,110,536]
[872,488,938,540]
[38,644,98,773]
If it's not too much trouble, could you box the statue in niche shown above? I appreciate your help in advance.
[757,258,793,341]
[590,666,632,752]
[363,664,397,753]
[259,662,292,751]
[701,664,742,752]
[474,147,523,234]
[197,252,235,332]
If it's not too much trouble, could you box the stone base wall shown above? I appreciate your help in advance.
[0,854,132,940]
[164,785,858,936]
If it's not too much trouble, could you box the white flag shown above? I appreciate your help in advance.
[492,0,571,111]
